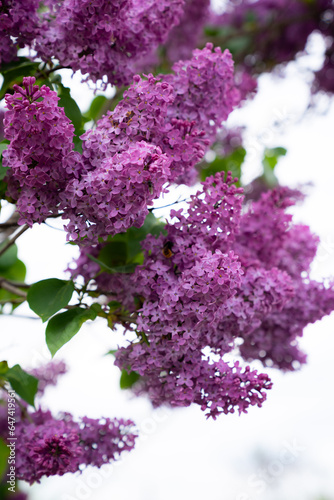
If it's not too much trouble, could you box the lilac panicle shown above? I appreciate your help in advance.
[29,360,68,395]
[35,0,185,87]
[211,0,334,95]
[0,0,40,65]
[61,142,171,243]
[164,0,211,63]
[108,177,334,416]
[3,77,83,226]
[0,401,137,484]
[60,44,239,243]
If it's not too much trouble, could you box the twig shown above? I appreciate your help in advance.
[0,279,27,298]
[0,224,29,258]
[1,314,39,320]
[2,280,30,289]
[0,222,20,229]
[0,298,25,305]
[150,198,189,211]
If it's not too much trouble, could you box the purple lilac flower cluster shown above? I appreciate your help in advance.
[233,188,334,370]
[3,77,83,226]
[0,363,137,485]
[62,142,171,242]
[81,44,238,189]
[163,0,257,102]
[164,44,239,143]
[14,410,136,484]
[29,360,68,395]
[35,0,185,87]
[0,0,40,65]
[3,46,238,242]
[211,0,334,93]
[66,173,334,418]
[113,172,293,418]
[164,0,211,63]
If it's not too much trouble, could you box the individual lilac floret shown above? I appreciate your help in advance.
[35,0,185,87]
[62,142,171,243]
[29,360,67,395]
[0,0,40,65]
[3,77,83,226]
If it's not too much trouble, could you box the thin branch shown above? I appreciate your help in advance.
[149,198,189,211]
[0,298,25,305]
[3,280,30,289]
[0,222,20,229]
[0,224,29,258]
[1,313,39,320]
[0,279,27,298]
[43,222,65,231]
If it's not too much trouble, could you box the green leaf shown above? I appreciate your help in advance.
[262,146,286,187]
[0,438,9,481]
[46,307,97,357]
[0,141,10,182]
[0,180,8,200]
[105,349,117,357]
[84,95,107,122]
[0,167,8,182]
[0,59,40,100]
[226,35,252,55]
[57,84,84,136]
[126,212,166,259]
[27,278,75,322]
[0,143,8,157]
[5,364,38,407]
[91,213,166,274]
[262,147,287,171]
[120,369,140,389]
[107,300,121,310]
[0,243,18,270]
[87,254,137,274]
[200,147,246,183]
[98,241,128,267]
[0,361,9,375]
[0,259,26,282]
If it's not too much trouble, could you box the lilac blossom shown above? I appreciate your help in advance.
[3,77,83,226]
[29,360,68,395]
[67,174,334,418]
[164,0,211,63]
[35,0,185,87]
[0,398,137,484]
[0,0,40,65]
[61,142,171,243]
[210,0,334,94]
[81,44,238,187]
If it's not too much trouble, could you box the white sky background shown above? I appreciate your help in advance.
[1,32,334,500]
